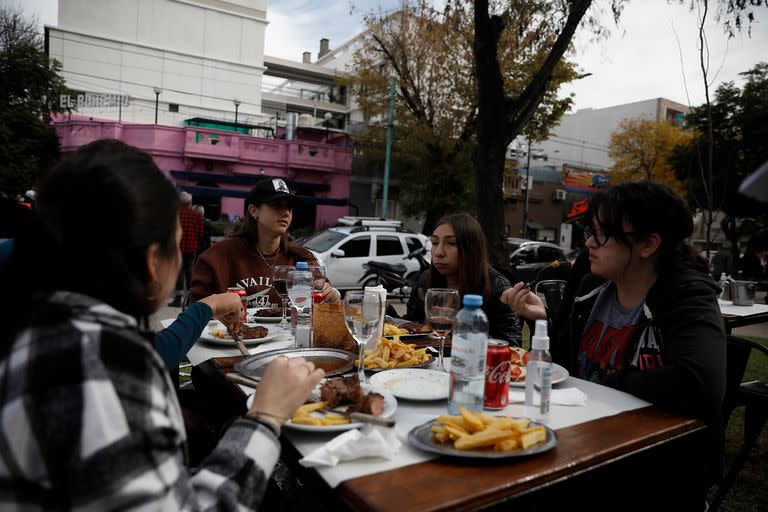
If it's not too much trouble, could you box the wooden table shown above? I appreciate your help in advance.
[329,407,707,511]
[195,357,709,511]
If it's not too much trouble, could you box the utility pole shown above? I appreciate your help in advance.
[381,79,395,220]
[522,136,532,239]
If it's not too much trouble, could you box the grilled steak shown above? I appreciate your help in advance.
[320,375,365,409]
[254,307,282,318]
[345,392,386,416]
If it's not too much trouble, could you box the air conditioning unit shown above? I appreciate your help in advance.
[553,189,567,201]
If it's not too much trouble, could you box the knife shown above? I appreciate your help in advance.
[225,372,260,388]
[322,408,396,428]
[227,328,251,357]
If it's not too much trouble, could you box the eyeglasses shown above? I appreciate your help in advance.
[584,226,639,247]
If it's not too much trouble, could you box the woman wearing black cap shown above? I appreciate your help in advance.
[503,181,725,507]
[189,178,340,307]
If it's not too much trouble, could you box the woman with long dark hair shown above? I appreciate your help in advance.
[0,141,324,509]
[189,178,340,306]
[406,213,522,345]
[503,181,725,504]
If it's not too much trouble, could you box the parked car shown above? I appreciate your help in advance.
[301,218,431,291]
[506,238,571,287]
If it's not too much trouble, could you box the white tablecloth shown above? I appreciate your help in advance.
[159,317,650,488]
[718,299,768,318]
[284,375,650,488]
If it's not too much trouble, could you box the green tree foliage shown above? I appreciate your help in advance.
[0,7,70,197]
[344,1,577,234]
[672,62,768,223]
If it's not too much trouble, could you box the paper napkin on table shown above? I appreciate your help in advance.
[508,387,588,406]
[299,425,402,468]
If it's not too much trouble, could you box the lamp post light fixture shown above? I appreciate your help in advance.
[153,87,162,124]
[233,98,241,128]
[323,112,332,143]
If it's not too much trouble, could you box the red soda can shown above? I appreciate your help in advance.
[226,287,247,323]
[312,291,325,304]
[484,339,512,410]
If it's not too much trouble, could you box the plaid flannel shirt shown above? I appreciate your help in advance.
[179,206,203,255]
[0,291,279,510]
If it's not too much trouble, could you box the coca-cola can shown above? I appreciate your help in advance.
[226,287,247,323]
[484,339,512,410]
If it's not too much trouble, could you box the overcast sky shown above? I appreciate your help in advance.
[6,0,768,112]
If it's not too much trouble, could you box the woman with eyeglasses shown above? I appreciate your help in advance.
[502,181,725,505]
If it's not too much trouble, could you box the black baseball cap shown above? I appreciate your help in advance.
[245,178,301,208]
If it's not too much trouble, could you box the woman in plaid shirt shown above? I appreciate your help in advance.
[0,140,324,510]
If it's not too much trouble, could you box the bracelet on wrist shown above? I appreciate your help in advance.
[245,411,283,435]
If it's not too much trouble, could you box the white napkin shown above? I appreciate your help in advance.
[508,387,588,406]
[299,425,402,468]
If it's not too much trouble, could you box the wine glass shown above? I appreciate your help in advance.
[272,264,294,330]
[343,290,384,385]
[424,288,460,372]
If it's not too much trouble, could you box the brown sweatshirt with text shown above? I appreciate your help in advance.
[189,237,317,308]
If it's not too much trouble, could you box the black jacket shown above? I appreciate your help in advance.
[405,267,522,346]
[554,264,726,484]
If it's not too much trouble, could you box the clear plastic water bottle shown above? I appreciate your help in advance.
[448,294,489,415]
[718,272,731,301]
[525,320,552,424]
[289,262,313,347]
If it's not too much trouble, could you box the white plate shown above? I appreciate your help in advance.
[246,385,397,432]
[369,369,449,400]
[201,321,283,346]
[509,362,569,388]
[247,308,283,323]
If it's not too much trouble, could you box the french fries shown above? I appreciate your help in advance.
[290,401,351,426]
[431,406,547,452]
[383,323,409,336]
[360,337,431,369]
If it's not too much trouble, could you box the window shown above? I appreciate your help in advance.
[538,246,564,262]
[303,230,346,253]
[376,235,404,256]
[513,247,535,264]
[338,236,370,258]
[405,237,423,254]
[168,103,179,113]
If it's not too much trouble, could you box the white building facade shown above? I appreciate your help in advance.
[48,0,269,126]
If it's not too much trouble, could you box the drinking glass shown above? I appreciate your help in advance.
[272,264,294,330]
[343,290,384,384]
[425,288,460,372]
[309,265,327,302]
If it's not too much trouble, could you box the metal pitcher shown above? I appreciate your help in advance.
[732,280,756,306]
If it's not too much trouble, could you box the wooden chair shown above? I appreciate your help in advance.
[710,335,768,511]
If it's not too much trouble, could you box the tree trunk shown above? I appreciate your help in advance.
[473,0,510,268]
[473,0,593,269]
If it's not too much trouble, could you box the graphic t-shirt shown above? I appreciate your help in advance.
[577,283,660,382]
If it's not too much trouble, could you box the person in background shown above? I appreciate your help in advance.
[189,178,340,307]
[405,213,522,346]
[502,182,725,506]
[169,191,203,307]
[193,204,213,255]
[0,140,324,509]
[738,238,767,282]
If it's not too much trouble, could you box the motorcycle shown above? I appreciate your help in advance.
[358,247,430,298]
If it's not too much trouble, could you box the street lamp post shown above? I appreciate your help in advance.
[153,87,162,124]
[323,112,332,143]
[233,99,241,129]
[522,136,532,239]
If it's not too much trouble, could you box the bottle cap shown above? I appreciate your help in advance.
[531,319,549,350]
[463,294,483,308]
[296,261,309,270]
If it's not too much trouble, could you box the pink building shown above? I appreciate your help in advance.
[52,115,353,231]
